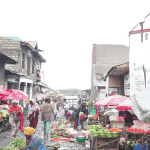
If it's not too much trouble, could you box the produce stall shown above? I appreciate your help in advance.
[0,104,10,131]
[90,135,119,150]
[50,122,89,143]
[87,125,120,150]
[123,127,150,150]
[0,137,60,150]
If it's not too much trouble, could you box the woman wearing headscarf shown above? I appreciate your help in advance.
[27,99,40,129]
[8,100,24,138]
[18,127,49,150]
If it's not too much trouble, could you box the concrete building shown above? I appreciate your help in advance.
[103,62,129,97]
[91,44,129,102]
[58,89,86,99]
[129,13,150,96]
[84,89,91,100]
[0,37,46,100]
[0,52,17,88]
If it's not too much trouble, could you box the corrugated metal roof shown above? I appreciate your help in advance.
[24,41,38,49]
[6,37,22,41]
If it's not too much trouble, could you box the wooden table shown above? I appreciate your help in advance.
[125,131,146,150]
[89,134,119,150]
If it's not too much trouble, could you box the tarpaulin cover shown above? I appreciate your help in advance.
[131,88,150,124]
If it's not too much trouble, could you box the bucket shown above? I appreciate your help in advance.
[2,111,6,117]
[134,144,146,150]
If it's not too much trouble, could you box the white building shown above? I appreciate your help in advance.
[130,13,150,96]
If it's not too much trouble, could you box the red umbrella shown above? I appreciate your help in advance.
[117,98,132,111]
[0,89,28,100]
[0,87,9,96]
[94,95,128,106]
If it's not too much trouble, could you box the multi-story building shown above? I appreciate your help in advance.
[91,44,129,102]
[0,37,46,100]
[129,13,150,96]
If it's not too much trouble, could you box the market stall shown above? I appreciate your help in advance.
[0,103,10,131]
[87,125,121,150]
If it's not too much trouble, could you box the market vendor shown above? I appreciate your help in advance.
[124,110,134,127]
[119,111,125,117]
[79,112,88,129]
[18,127,49,150]
[71,107,80,130]
[80,104,88,115]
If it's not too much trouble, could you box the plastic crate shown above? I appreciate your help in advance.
[134,144,146,150]
[117,116,124,121]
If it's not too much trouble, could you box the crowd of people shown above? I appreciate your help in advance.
[6,97,60,150]
[64,98,90,130]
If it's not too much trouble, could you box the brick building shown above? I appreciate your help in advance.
[91,44,129,102]
[0,37,46,100]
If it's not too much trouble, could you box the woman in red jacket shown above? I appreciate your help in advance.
[8,100,24,138]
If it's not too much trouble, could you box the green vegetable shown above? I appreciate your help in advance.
[52,135,61,139]
[3,137,26,150]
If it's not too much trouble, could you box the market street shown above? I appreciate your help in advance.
[0,107,91,150]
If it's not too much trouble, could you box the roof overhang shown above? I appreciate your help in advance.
[103,62,129,81]
[0,53,17,64]
[83,89,91,92]
[20,42,46,62]
[37,82,48,88]
[5,70,25,76]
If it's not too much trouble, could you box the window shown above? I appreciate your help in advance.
[27,57,30,76]
[145,33,148,40]
[22,53,25,68]
[32,60,34,74]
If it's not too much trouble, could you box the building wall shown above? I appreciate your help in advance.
[109,76,120,87]
[0,62,5,86]
[91,44,129,102]
[0,37,38,82]
[130,14,150,96]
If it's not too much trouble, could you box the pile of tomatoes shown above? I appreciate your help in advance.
[51,138,71,141]
[126,128,150,134]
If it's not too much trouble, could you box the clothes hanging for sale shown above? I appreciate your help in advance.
[90,105,96,115]
[92,105,99,119]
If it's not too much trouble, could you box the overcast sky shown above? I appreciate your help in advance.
[1,0,150,90]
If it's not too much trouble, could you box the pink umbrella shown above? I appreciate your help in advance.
[0,89,28,100]
[94,95,128,106]
[117,98,132,111]
[0,87,9,96]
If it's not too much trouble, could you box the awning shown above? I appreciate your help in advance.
[103,62,129,81]
[37,82,48,88]
[0,53,17,64]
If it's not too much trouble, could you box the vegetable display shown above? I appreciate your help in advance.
[88,125,121,138]
[51,135,61,139]
[1,138,26,150]
[126,128,146,133]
